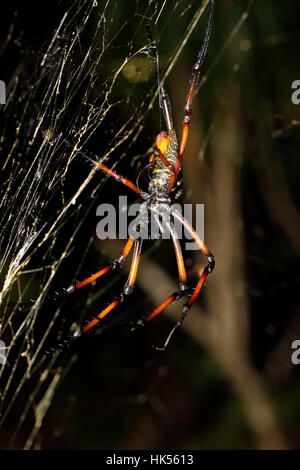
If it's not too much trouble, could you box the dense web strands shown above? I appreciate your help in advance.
[0,0,252,449]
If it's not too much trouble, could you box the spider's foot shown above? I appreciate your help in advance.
[129,318,145,332]
[44,341,69,357]
[52,287,71,300]
[153,343,167,352]
[44,347,58,357]
[44,326,81,356]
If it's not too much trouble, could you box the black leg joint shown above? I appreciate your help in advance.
[110,255,125,270]
[119,292,127,303]
[174,290,186,301]
[179,282,189,292]
[123,284,134,296]
[207,255,215,274]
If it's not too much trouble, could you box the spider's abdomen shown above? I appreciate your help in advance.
[149,129,178,192]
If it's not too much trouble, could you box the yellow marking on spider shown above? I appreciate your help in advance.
[152,178,165,184]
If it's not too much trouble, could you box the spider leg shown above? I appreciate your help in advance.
[146,24,173,131]
[157,265,209,351]
[153,208,214,350]
[46,237,140,354]
[81,239,142,335]
[144,208,214,349]
[153,148,176,172]
[93,160,142,195]
[66,236,135,293]
[147,148,176,187]
[144,219,189,324]
[171,208,214,261]
[62,141,143,195]
[168,0,215,191]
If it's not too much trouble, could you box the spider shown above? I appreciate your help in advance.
[59,0,215,351]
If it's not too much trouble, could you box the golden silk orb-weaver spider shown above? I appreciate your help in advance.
[54,0,215,352]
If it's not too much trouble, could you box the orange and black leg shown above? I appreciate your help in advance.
[144,221,189,330]
[145,210,214,349]
[171,209,215,277]
[146,24,173,131]
[47,237,140,354]
[63,142,143,196]
[80,239,142,335]
[91,159,142,196]
[158,263,212,350]
[168,0,215,191]
[159,210,214,349]
[66,236,135,294]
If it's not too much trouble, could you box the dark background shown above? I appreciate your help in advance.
[1,0,300,450]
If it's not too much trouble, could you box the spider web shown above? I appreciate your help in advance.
[0,0,253,449]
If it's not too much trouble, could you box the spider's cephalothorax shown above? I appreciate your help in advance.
[57,0,215,352]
